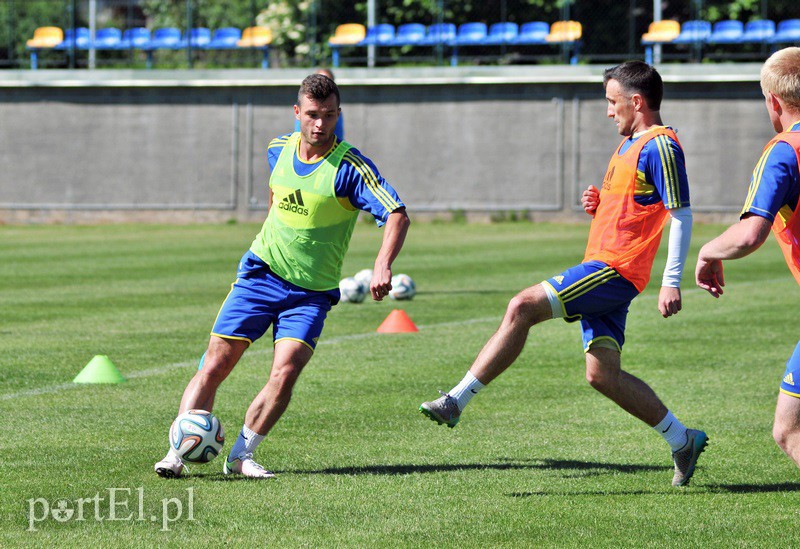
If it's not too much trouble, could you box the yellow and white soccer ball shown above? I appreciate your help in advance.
[339,276,367,303]
[389,273,416,300]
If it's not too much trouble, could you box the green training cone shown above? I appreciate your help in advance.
[73,355,126,384]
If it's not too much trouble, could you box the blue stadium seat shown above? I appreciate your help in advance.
[707,20,744,44]
[206,27,242,49]
[181,27,211,48]
[512,22,549,45]
[771,19,800,43]
[671,20,712,44]
[454,22,487,46]
[484,22,518,45]
[147,27,182,50]
[419,23,456,46]
[91,27,122,50]
[388,23,426,46]
[55,27,90,50]
[117,27,150,49]
[740,20,775,43]
[359,24,395,46]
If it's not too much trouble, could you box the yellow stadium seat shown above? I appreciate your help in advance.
[546,20,582,43]
[328,23,366,45]
[642,20,681,43]
[26,26,64,49]
[237,26,272,48]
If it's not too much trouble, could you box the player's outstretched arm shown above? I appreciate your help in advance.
[581,185,600,216]
[371,208,410,301]
[696,214,772,298]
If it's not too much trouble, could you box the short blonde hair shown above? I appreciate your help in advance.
[761,47,800,111]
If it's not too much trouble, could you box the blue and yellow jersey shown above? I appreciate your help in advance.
[267,133,404,226]
[740,121,800,223]
[618,127,690,210]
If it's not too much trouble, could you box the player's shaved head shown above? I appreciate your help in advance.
[761,47,800,112]
[603,61,663,111]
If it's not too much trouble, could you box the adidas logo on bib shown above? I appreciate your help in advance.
[278,189,309,216]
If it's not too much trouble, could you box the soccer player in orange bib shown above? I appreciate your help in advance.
[421,61,708,487]
[696,47,800,469]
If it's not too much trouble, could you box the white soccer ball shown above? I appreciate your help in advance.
[339,276,367,303]
[353,269,373,291]
[169,409,225,463]
[389,273,416,300]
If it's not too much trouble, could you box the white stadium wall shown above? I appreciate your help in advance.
[0,65,770,223]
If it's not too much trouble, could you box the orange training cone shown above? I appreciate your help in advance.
[377,309,419,333]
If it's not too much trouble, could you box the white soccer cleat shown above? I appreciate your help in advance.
[154,451,185,479]
[223,453,276,479]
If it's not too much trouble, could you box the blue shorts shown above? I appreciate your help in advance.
[542,260,640,352]
[780,340,800,398]
[211,251,339,351]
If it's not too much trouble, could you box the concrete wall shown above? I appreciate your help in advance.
[0,65,771,223]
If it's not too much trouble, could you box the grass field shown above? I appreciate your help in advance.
[3,220,800,546]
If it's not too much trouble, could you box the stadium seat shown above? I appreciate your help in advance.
[92,27,122,50]
[181,27,212,48]
[483,22,519,45]
[329,23,366,67]
[642,20,680,64]
[328,23,366,45]
[671,20,712,44]
[237,26,272,47]
[512,21,549,45]
[147,27,182,50]
[388,23,426,46]
[454,22,488,46]
[359,24,395,46]
[546,20,582,43]
[546,21,582,65]
[707,20,745,44]
[26,26,64,49]
[419,23,457,46]
[641,20,680,44]
[206,27,242,49]
[55,27,90,50]
[740,19,775,43]
[771,19,800,43]
[237,26,272,69]
[117,27,151,49]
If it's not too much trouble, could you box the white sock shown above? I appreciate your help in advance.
[228,425,265,460]
[654,411,689,451]
[449,371,486,411]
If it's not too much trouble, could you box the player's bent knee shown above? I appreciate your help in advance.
[506,290,549,326]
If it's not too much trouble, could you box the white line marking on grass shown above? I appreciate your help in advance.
[0,316,501,401]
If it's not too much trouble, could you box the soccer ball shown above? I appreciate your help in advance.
[389,273,416,300]
[339,276,367,303]
[353,269,373,291]
[169,409,225,463]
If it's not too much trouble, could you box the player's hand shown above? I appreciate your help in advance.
[581,185,600,215]
[370,266,392,301]
[695,253,725,298]
[658,286,682,318]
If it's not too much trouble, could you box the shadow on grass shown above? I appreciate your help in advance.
[281,458,669,477]
[706,482,800,493]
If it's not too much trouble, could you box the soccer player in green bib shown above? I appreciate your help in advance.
[155,73,410,479]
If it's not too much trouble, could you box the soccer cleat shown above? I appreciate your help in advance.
[419,390,461,428]
[671,429,709,487]
[223,453,276,479]
[154,451,185,479]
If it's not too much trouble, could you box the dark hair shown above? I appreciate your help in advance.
[297,73,340,107]
[603,61,663,111]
